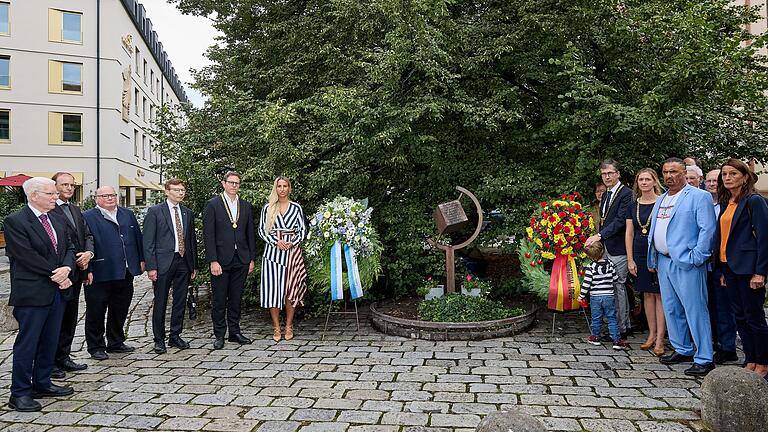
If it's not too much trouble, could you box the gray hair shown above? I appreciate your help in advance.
[686,165,703,178]
[22,177,56,198]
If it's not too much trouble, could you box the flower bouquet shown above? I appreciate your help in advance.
[305,196,383,300]
[518,192,595,311]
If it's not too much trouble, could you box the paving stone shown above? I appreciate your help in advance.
[580,418,639,431]
[115,415,163,429]
[33,412,89,425]
[290,408,337,422]
[520,394,567,406]
[298,422,350,432]
[203,406,245,418]
[538,417,583,431]
[449,403,497,414]
[203,418,261,432]
[381,412,429,426]
[429,413,481,428]
[637,422,694,431]
[157,417,211,430]
[648,410,699,420]
[244,407,294,421]
[565,395,616,407]
[612,397,668,409]
[158,404,208,417]
[337,410,383,424]
[405,401,450,414]
[0,411,43,423]
[77,415,126,426]
[256,421,301,432]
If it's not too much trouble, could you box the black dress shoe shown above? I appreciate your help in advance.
[51,367,66,379]
[32,384,75,398]
[228,334,252,345]
[58,358,88,372]
[106,343,135,353]
[660,352,694,365]
[8,396,42,412]
[213,337,224,350]
[169,336,190,350]
[91,350,109,361]
[153,342,167,354]
[684,362,715,377]
[713,350,739,365]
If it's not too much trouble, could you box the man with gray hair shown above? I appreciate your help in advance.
[4,177,76,411]
[685,165,703,188]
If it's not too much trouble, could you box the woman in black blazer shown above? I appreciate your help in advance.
[714,158,768,380]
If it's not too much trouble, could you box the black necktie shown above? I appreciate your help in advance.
[602,191,613,217]
[60,203,76,227]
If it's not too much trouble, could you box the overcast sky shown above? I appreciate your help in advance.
[140,0,220,107]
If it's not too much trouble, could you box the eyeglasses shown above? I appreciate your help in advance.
[600,171,618,177]
[224,180,241,186]
[168,188,186,193]
[96,194,118,199]
[36,191,59,197]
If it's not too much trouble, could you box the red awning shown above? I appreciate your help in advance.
[0,174,32,187]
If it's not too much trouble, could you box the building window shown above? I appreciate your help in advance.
[143,97,147,122]
[150,70,155,93]
[143,60,147,84]
[142,134,147,160]
[135,48,140,75]
[0,55,8,88]
[48,60,82,94]
[48,112,82,145]
[0,109,9,141]
[133,129,139,157]
[149,139,154,162]
[134,89,139,114]
[49,9,82,43]
[156,78,160,95]
[0,2,9,36]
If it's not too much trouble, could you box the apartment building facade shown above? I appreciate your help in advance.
[0,0,188,206]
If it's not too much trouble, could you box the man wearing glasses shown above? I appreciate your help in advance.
[585,159,634,339]
[82,186,144,360]
[49,172,94,377]
[143,179,198,354]
[4,177,75,411]
[203,171,256,349]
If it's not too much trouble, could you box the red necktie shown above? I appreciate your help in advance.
[39,214,58,254]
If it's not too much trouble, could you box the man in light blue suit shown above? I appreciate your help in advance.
[648,157,716,376]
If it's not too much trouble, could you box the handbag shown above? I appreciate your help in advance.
[187,285,198,321]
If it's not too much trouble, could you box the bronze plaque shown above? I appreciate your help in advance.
[434,200,469,234]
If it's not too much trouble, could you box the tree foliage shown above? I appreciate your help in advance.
[157,0,768,295]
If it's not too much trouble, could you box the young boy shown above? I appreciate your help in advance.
[579,241,627,350]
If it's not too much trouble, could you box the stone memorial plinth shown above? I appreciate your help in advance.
[701,366,768,432]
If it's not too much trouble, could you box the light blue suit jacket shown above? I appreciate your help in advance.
[647,184,716,271]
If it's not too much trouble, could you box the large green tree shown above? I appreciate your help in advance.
[157,0,768,295]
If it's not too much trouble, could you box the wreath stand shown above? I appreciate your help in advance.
[550,308,591,339]
[321,289,360,341]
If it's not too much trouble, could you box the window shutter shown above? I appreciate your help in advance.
[48,9,62,42]
[48,60,62,93]
[48,112,62,144]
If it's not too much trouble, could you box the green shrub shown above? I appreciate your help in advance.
[417,294,525,322]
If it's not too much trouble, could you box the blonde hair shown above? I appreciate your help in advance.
[584,241,604,262]
[265,176,291,232]
[632,168,663,199]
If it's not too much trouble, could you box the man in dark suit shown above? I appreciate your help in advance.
[203,171,256,349]
[82,186,144,360]
[143,178,197,354]
[4,177,76,412]
[49,172,94,377]
[585,159,633,338]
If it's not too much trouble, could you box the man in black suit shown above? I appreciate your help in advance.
[50,172,93,377]
[585,159,633,337]
[143,178,198,354]
[4,177,76,412]
[203,171,256,349]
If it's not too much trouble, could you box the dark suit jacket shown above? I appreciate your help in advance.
[599,183,632,256]
[4,206,76,307]
[714,194,768,276]
[203,195,256,266]
[83,207,144,283]
[143,202,197,274]
[50,201,94,283]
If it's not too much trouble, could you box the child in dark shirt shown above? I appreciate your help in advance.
[580,241,627,350]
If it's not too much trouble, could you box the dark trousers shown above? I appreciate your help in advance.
[211,262,248,338]
[152,253,191,343]
[707,269,737,353]
[12,291,66,397]
[84,272,134,353]
[722,264,768,364]
[55,282,82,365]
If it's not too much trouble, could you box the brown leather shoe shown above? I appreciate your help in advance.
[272,327,281,342]
[284,325,294,341]
[652,344,666,357]
[640,339,656,350]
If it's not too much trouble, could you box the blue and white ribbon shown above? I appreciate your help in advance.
[329,240,364,300]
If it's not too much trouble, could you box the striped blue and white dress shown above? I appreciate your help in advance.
[258,201,308,309]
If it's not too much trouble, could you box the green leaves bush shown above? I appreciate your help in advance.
[417,294,524,323]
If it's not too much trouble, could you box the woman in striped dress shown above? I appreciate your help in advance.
[258,176,308,342]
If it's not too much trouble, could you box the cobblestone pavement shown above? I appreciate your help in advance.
[0,275,717,431]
